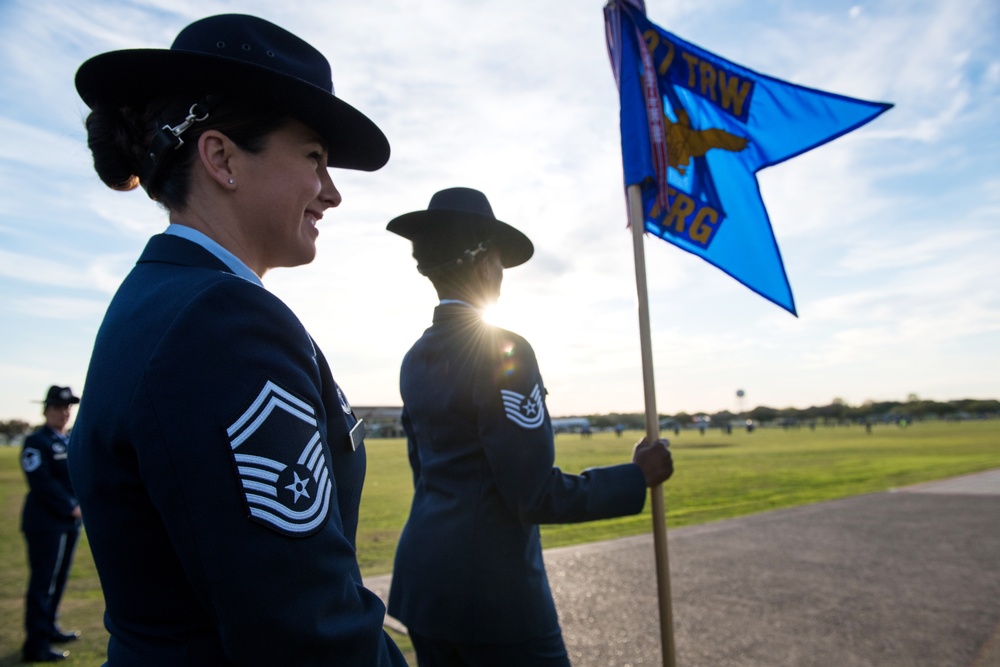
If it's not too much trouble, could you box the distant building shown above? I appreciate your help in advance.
[352,406,405,438]
[0,434,27,447]
[659,418,679,432]
[355,411,598,438]
[551,417,591,434]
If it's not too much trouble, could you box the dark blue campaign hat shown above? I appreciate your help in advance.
[387,187,534,275]
[75,14,389,172]
[42,386,80,407]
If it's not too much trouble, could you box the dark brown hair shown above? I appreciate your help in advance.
[84,93,285,211]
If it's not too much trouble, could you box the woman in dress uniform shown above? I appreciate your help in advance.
[68,14,405,666]
[20,386,83,662]
[386,187,675,666]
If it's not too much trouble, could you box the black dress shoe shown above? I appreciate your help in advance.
[50,630,81,643]
[21,648,69,662]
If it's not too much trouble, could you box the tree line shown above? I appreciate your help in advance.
[3,396,997,441]
[583,397,1000,430]
[0,419,32,441]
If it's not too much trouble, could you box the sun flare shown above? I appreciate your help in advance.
[481,303,523,331]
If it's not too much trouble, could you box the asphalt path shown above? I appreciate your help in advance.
[366,469,1000,666]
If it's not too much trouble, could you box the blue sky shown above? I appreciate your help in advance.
[1,0,998,425]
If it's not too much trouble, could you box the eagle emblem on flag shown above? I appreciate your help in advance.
[226,380,332,537]
[500,384,546,429]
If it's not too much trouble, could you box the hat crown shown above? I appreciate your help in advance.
[44,385,79,406]
[427,187,496,220]
[171,14,333,93]
[386,187,534,271]
[75,13,389,173]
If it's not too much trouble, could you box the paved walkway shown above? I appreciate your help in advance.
[366,469,1000,666]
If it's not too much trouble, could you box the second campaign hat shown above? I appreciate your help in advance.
[42,386,80,407]
[387,187,534,275]
[75,14,389,172]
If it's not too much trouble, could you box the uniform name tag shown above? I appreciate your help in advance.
[349,418,366,451]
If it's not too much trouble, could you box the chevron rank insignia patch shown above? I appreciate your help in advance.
[500,383,546,429]
[21,447,42,473]
[226,380,333,537]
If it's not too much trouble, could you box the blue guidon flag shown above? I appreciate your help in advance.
[227,380,333,537]
[604,0,892,315]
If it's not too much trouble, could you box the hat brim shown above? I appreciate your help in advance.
[76,50,388,172]
[387,210,534,269]
[41,397,80,406]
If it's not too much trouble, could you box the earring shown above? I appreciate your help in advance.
[228,178,235,185]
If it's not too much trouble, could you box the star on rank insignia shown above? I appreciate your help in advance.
[226,380,332,537]
[500,383,546,429]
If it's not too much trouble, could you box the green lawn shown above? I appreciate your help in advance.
[359,419,1000,569]
[2,419,998,664]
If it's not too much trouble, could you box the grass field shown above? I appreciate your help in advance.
[2,419,997,664]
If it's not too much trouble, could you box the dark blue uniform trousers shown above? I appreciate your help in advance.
[23,528,79,654]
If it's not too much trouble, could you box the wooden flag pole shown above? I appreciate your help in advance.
[626,183,677,667]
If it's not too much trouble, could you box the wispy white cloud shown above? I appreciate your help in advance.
[0,249,87,288]
[0,118,86,171]
[6,295,109,321]
[0,247,134,295]
[836,229,995,272]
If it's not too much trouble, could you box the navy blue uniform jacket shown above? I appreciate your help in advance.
[69,234,404,666]
[387,303,647,643]
[21,426,79,533]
